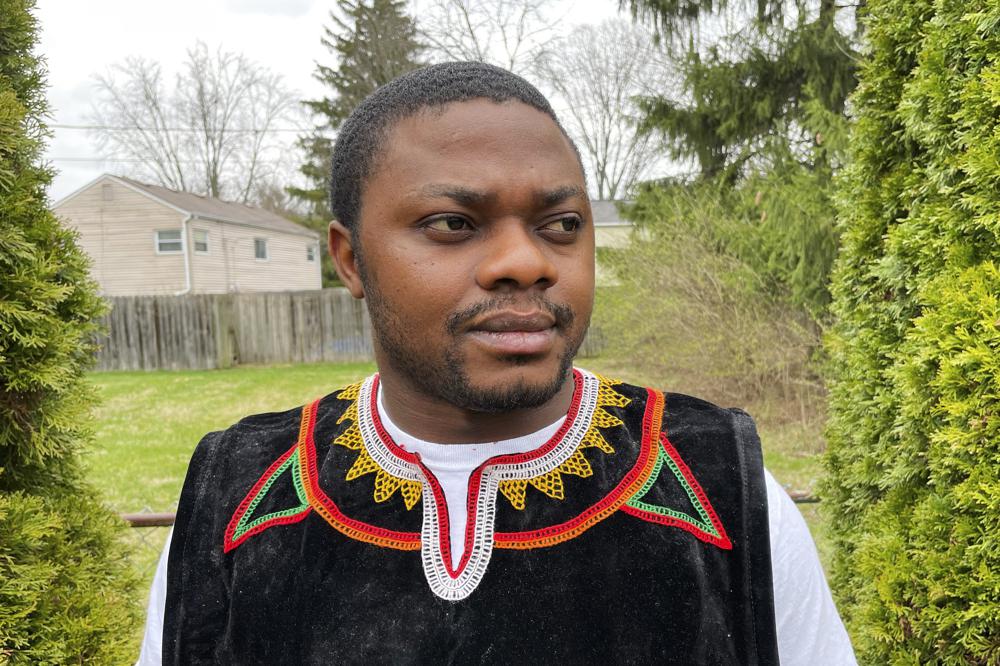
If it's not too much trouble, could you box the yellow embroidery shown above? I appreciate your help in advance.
[499,479,529,510]
[529,469,565,500]
[333,382,422,511]
[374,470,403,503]
[334,384,364,450]
[498,376,630,511]
[333,375,630,513]
[345,446,380,479]
[559,449,594,478]
[580,428,615,454]
[399,479,422,510]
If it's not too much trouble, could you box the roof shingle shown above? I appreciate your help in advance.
[115,175,318,239]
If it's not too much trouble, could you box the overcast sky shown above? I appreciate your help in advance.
[35,0,625,203]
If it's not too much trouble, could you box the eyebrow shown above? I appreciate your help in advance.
[418,184,493,207]
[537,185,586,208]
[417,184,586,208]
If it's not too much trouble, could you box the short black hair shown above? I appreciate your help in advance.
[329,61,582,231]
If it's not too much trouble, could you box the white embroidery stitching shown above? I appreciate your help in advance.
[356,370,601,601]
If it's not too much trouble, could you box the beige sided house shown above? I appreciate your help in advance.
[591,200,633,285]
[591,200,632,249]
[53,174,322,296]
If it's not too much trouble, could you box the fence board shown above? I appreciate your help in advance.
[94,289,375,371]
[93,288,604,371]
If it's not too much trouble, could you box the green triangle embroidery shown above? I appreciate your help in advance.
[625,439,728,545]
[226,447,311,551]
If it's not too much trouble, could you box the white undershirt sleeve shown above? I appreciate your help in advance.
[135,527,171,666]
[765,469,857,665]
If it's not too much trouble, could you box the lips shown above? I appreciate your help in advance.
[466,311,558,355]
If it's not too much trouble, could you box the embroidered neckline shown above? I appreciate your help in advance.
[333,370,632,513]
[316,369,642,600]
[355,369,605,599]
[225,373,712,602]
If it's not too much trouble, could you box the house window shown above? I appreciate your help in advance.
[193,229,209,254]
[155,229,183,254]
[254,238,268,260]
[307,245,316,262]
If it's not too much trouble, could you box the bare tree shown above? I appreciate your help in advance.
[415,0,558,74]
[536,19,672,199]
[90,42,302,204]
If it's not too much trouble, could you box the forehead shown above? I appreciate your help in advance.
[368,99,584,199]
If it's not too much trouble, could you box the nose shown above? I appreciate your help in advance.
[474,219,558,292]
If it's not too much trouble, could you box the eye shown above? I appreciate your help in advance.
[539,214,583,238]
[420,214,476,241]
[423,214,473,233]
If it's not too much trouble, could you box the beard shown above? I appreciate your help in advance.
[360,263,587,413]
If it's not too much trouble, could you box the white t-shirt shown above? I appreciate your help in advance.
[137,398,857,665]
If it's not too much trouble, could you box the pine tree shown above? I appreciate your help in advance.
[824,0,1000,661]
[620,0,859,318]
[290,0,422,286]
[0,1,139,661]
[624,0,859,181]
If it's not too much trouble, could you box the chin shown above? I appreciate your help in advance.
[451,357,573,413]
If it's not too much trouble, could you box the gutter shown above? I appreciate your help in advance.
[174,213,194,296]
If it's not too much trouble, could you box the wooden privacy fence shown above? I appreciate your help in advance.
[95,288,605,371]
[95,289,374,370]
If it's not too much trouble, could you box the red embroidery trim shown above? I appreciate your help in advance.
[621,433,733,550]
[368,369,588,565]
[298,398,421,550]
[414,461,469,578]
[492,387,664,549]
[223,442,311,554]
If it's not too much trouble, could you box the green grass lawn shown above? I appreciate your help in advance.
[87,362,377,513]
[87,358,830,654]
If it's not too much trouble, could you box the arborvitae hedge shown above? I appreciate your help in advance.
[824,0,1000,662]
[0,1,139,662]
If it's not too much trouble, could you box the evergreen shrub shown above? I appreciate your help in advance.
[824,0,1000,662]
[0,1,139,662]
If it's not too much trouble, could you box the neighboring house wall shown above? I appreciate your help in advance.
[594,223,633,287]
[188,220,321,293]
[594,224,631,249]
[55,176,322,296]
[55,179,187,296]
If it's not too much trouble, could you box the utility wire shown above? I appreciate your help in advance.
[49,156,290,164]
[50,123,319,134]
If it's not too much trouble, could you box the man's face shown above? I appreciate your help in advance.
[345,99,594,412]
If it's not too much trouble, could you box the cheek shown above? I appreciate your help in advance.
[369,254,461,326]
[557,257,595,307]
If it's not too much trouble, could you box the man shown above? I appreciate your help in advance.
[141,62,854,664]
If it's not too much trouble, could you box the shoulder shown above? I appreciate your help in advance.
[179,383,361,501]
[607,383,769,555]
[656,390,763,463]
[662,391,755,439]
[186,405,303,475]
[579,370,759,453]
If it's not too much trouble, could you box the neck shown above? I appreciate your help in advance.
[375,368,575,444]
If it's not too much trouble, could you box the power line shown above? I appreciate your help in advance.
[50,123,319,134]
[49,156,291,164]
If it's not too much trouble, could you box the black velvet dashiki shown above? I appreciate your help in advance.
[163,368,779,664]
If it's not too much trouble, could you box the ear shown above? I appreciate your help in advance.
[328,220,364,299]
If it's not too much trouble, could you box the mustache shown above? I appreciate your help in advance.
[445,297,575,335]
